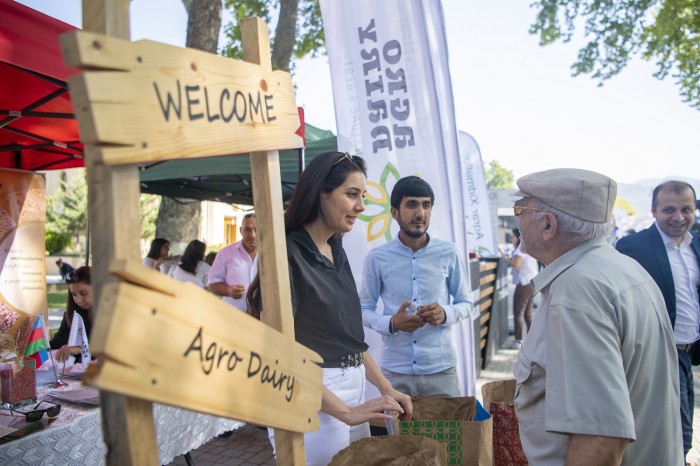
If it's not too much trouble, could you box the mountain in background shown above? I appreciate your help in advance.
[617,178,700,215]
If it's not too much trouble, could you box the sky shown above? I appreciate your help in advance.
[18,0,700,184]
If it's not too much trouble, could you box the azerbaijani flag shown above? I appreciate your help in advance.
[23,314,49,368]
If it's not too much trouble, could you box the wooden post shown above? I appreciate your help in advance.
[81,1,159,464]
[242,17,307,466]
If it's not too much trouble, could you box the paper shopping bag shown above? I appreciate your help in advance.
[391,396,493,466]
[481,379,527,466]
[329,435,448,466]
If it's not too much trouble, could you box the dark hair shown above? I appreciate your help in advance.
[146,238,169,260]
[243,212,256,220]
[204,251,217,266]
[512,228,521,243]
[284,152,367,233]
[179,240,206,275]
[66,266,91,285]
[247,151,367,318]
[390,176,434,209]
[652,181,697,209]
[66,266,91,327]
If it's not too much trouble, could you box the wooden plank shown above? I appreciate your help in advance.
[250,151,294,334]
[480,286,495,299]
[480,262,498,272]
[85,270,322,432]
[61,30,302,165]
[76,2,158,465]
[479,273,496,286]
[242,16,306,466]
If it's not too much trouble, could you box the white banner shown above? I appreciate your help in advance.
[68,312,91,370]
[459,131,497,256]
[321,0,475,395]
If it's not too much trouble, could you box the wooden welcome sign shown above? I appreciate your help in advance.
[87,261,322,433]
[61,30,302,165]
[63,2,315,464]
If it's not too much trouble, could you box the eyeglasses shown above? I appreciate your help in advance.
[332,152,355,166]
[513,200,542,217]
[10,401,61,422]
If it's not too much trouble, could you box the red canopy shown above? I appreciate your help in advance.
[0,0,84,171]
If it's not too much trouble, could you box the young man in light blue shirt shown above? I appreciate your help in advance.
[360,176,472,396]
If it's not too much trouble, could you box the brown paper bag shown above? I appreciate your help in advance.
[329,435,448,466]
[391,397,493,466]
[481,379,528,466]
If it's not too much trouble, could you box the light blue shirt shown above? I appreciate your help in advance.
[360,234,472,374]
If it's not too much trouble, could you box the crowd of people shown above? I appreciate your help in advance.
[45,152,699,465]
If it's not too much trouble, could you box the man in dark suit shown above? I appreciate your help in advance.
[617,180,700,458]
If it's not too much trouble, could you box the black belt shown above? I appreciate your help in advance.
[677,343,695,352]
[321,352,364,369]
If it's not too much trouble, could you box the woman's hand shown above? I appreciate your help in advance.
[333,395,405,426]
[380,387,413,421]
[55,345,79,363]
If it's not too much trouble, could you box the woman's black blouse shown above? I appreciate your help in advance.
[287,229,368,366]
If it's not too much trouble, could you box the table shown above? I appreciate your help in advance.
[0,380,244,465]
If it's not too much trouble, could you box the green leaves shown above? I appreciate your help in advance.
[484,161,515,190]
[530,0,700,109]
[220,0,325,71]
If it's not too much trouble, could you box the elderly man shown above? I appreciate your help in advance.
[512,168,682,465]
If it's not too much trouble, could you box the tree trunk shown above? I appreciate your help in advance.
[155,200,201,253]
[183,0,222,53]
[155,1,223,244]
[271,0,299,72]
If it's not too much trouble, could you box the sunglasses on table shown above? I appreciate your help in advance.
[9,400,61,423]
[513,199,542,217]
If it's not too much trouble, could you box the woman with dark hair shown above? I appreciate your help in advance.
[143,237,170,272]
[50,266,93,363]
[169,240,211,288]
[247,152,412,466]
[499,228,539,349]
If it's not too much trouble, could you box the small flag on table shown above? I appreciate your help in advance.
[23,314,50,368]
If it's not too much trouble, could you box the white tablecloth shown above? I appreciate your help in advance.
[0,381,244,465]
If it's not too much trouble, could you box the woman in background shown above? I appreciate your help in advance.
[143,238,171,272]
[50,266,93,363]
[169,240,211,288]
[499,228,539,349]
[247,152,412,466]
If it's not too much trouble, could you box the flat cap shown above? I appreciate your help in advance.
[515,168,617,223]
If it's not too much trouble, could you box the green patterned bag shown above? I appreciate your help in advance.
[391,397,493,466]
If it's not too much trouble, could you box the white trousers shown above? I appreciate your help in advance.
[269,364,370,466]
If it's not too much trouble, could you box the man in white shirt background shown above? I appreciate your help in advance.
[208,213,257,311]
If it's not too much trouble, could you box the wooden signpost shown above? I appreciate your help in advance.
[62,1,319,464]
[61,31,301,165]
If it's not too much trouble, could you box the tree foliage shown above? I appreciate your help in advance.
[221,0,325,71]
[484,160,515,190]
[530,0,700,109]
[46,171,88,250]
[140,194,161,242]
